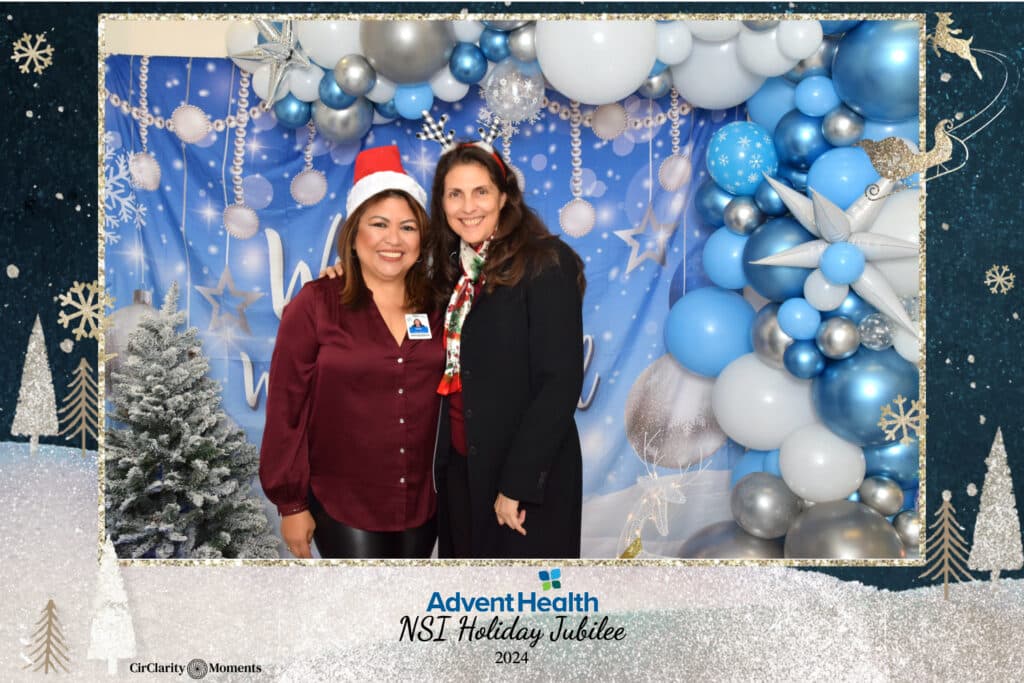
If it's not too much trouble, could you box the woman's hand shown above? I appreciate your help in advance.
[494,493,526,536]
[281,510,316,558]
[319,262,343,279]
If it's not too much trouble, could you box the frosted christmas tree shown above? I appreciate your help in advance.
[968,428,1024,581]
[105,283,279,559]
[87,536,136,675]
[12,314,59,455]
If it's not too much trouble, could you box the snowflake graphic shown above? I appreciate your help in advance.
[737,136,751,147]
[747,173,759,184]
[718,154,729,165]
[11,32,54,74]
[716,130,728,142]
[58,281,115,341]
[984,264,1015,295]
[749,154,763,168]
[878,394,926,445]
[103,151,147,243]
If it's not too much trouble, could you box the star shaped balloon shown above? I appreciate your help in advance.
[195,265,264,335]
[614,202,676,274]
[751,176,918,334]
[228,20,311,102]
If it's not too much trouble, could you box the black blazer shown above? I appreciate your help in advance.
[435,238,584,558]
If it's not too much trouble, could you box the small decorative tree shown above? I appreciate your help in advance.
[87,536,136,675]
[968,428,1024,581]
[24,599,70,673]
[12,315,59,455]
[59,357,99,456]
[919,490,974,599]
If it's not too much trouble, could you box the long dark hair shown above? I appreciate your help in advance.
[334,189,437,311]
[427,145,586,295]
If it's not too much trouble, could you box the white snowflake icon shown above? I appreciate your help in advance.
[984,264,1015,295]
[718,154,729,166]
[747,173,759,183]
[103,151,148,243]
[58,281,115,341]
[737,136,751,147]
[11,32,54,74]
[749,154,763,168]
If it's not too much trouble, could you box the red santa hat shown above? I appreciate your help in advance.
[345,145,427,217]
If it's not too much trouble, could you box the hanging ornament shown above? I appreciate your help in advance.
[223,204,259,240]
[659,88,692,192]
[559,100,596,238]
[128,56,161,190]
[291,121,327,206]
[170,104,211,144]
[591,103,628,141]
[105,289,156,381]
[223,71,259,239]
[228,20,311,104]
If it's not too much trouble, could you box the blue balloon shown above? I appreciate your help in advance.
[747,77,796,134]
[374,98,399,119]
[778,298,822,340]
[665,287,755,377]
[820,20,862,35]
[784,339,827,378]
[773,110,832,171]
[822,291,875,324]
[812,348,919,447]
[754,177,789,216]
[730,451,766,488]
[864,438,920,488]
[694,178,733,226]
[743,217,816,301]
[702,227,749,290]
[273,93,311,129]
[820,243,866,285]
[775,165,808,191]
[393,83,434,120]
[479,28,511,62]
[706,121,778,195]
[762,449,782,477]
[650,59,668,76]
[832,21,920,122]
[794,76,841,117]
[899,486,919,513]
[319,72,356,110]
[862,116,919,143]
[449,42,488,84]
[807,147,880,209]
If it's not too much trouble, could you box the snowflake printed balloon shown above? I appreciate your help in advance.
[705,121,778,195]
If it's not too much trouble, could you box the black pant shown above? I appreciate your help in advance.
[445,449,474,558]
[308,494,437,559]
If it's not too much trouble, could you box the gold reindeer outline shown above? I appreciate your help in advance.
[854,119,955,183]
[930,13,983,80]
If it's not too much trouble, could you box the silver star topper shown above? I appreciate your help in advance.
[229,20,311,102]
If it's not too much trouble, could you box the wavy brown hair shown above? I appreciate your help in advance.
[427,145,586,296]
[335,189,438,311]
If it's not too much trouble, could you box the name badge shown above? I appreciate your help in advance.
[405,314,432,340]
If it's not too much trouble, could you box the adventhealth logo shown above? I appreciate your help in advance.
[425,569,597,613]
[539,568,561,591]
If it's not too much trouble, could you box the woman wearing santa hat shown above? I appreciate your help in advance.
[259,145,446,559]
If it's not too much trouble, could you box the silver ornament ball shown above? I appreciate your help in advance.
[723,196,765,235]
[559,198,596,238]
[858,476,905,517]
[508,23,538,63]
[360,20,456,84]
[816,316,861,360]
[591,103,628,141]
[223,204,259,240]
[730,472,803,539]
[129,151,161,191]
[785,500,906,559]
[658,154,692,192]
[785,35,840,82]
[892,510,921,548]
[637,70,673,99]
[313,98,374,143]
[290,169,328,206]
[822,105,866,147]
[334,54,377,97]
[678,520,784,559]
[751,303,793,369]
[743,20,780,31]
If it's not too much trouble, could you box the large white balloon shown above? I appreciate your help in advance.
[780,423,866,503]
[656,21,693,65]
[251,64,288,103]
[685,20,742,42]
[711,353,818,450]
[803,269,849,312]
[366,74,396,104]
[737,27,799,77]
[429,66,470,103]
[777,20,825,61]
[452,20,485,43]
[294,20,362,69]
[535,20,657,105]
[867,188,920,298]
[671,38,765,110]
[226,22,262,73]
[288,64,325,102]
[892,325,921,365]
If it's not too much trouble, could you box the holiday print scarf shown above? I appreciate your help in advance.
[437,238,490,395]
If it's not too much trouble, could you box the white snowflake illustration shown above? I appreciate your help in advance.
[984,264,1015,295]
[716,130,728,142]
[755,140,764,149]
[737,135,751,147]
[747,173,759,183]
[103,151,148,243]
[749,154,764,168]
[11,32,54,74]
[878,394,926,445]
[718,154,729,166]
[58,281,115,341]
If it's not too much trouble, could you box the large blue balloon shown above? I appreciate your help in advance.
[862,116,919,143]
[706,121,778,195]
[702,227,749,290]
[754,177,789,216]
[742,217,816,301]
[807,146,880,209]
[775,164,808,191]
[747,77,796,134]
[864,438,920,488]
[812,348,919,447]
[832,21,920,122]
[273,94,311,129]
[393,83,434,120]
[694,178,734,226]
[773,110,832,171]
[822,291,875,324]
[479,28,511,62]
[319,72,357,110]
[820,20,862,35]
[449,42,488,84]
[784,339,826,379]
[665,287,755,377]
[794,76,841,117]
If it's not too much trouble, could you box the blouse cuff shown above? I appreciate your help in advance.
[276,502,309,517]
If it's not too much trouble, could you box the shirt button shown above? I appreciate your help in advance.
[400,448,405,454]
[400,477,406,484]
[397,358,404,364]
[398,388,404,395]
[399,418,405,424]
[465,408,473,419]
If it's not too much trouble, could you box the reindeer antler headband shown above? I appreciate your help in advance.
[416,109,507,177]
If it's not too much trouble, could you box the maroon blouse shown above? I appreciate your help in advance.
[259,278,445,532]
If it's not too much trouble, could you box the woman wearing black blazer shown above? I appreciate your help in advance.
[428,144,586,559]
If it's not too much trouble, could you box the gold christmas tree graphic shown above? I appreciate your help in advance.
[919,490,974,599]
[24,599,70,673]
[58,357,99,456]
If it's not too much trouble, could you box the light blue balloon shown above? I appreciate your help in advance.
[820,20,862,35]
[832,21,920,122]
[665,287,755,377]
[393,83,434,120]
[273,93,311,129]
[730,451,765,488]
[773,110,832,171]
[319,72,357,110]
[861,116,919,143]
[812,348,919,447]
[479,27,511,62]
[822,291,875,324]
[784,339,827,378]
[807,146,880,209]
[449,42,488,84]
[706,121,778,195]
[743,217,816,301]
[702,227,749,290]
[864,439,919,488]
[762,450,782,477]
[754,177,789,216]
[694,178,734,226]
[778,298,822,340]
[820,242,866,284]
[650,59,668,76]
[776,165,808,191]
[747,77,796,134]
[794,76,841,117]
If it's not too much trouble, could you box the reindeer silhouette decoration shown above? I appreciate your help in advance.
[854,119,954,183]
[930,12,983,80]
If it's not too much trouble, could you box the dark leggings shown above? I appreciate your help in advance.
[308,495,437,559]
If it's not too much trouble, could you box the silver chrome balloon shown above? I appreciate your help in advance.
[508,23,538,63]
[678,520,784,559]
[892,510,921,549]
[333,54,376,97]
[858,476,905,516]
[637,70,673,99]
[313,98,373,143]
[731,472,803,539]
[784,35,840,82]
[815,316,860,360]
[822,104,866,147]
[743,20,780,31]
[483,19,530,31]
[724,196,765,235]
[360,20,456,84]
[784,500,906,559]
[751,303,793,369]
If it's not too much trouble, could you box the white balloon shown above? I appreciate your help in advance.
[685,20,742,42]
[671,38,766,110]
[535,20,657,105]
[656,21,693,65]
[780,423,865,503]
[736,27,799,78]
[366,74,396,104]
[711,354,818,451]
[777,20,824,61]
[867,188,920,298]
[294,20,362,69]
[429,66,471,103]
[452,20,485,43]
[892,325,921,365]
[803,269,850,311]
[226,22,262,73]
[252,64,287,103]
[288,64,325,102]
